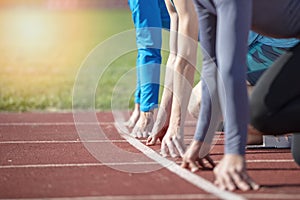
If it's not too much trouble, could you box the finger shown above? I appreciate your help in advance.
[166,139,179,158]
[213,166,221,187]
[181,160,189,169]
[220,171,236,191]
[136,130,142,138]
[146,134,159,146]
[225,172,237,191]
[205,155,216,168]
[217,175,227,191]
[188,160,199,173]
[230,171,248,191]
[131,123,140,137]
[172,137,186,157]
[160,139,169,157]
[242,172,260,191]
[196,158,205,168]
[248,179,260,190]
[213,165,229,190]
[130,127,137,138]
[243,173,260,190]
[142,131,148,138]
[124,120,134,128]
[146,135,152,143]
[214,179,220,187]
[230,170,251,191]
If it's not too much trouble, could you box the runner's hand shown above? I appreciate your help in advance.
[160,127,186,158]
[181,140,215,172]
[214,154,260,191]
[131,111,154,138]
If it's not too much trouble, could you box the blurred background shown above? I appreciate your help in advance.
[0,0,136,112]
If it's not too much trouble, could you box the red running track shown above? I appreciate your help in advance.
[0,112,299,200]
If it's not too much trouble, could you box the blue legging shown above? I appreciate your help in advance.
[192,0,300,155]
[128,0,170,112]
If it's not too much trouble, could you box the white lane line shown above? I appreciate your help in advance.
[8,193,300,200]
[0,138,210,144]
[244,193,300,199]
[246,159,295,163]
[7,194,217,200]
[0,122,113,126]
[0,140,130,144]
[0,121,196,126]
[0,162,160,169]
[114,123,246,200]
[212,159,295,164]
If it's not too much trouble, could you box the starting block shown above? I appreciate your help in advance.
[247,135,292,149]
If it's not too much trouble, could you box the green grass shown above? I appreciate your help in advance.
[0,8,201,112]
[0,8,135,111]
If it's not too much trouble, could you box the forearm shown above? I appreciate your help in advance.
[156,53,175,124]
[156,1,178,122]
[216,0,251,155]
[169,0,198,136]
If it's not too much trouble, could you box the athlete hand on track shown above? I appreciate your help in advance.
[146,125,168,146]
[124,104,140,129]
[146,110,170,146]
[158,126,186,158]
[214,154,260,191]
[181,140,215,172]
[131,111,154,138]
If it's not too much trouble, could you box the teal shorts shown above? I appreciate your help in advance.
[247,43,287,86]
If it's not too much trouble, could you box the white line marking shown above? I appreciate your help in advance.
[0,140,130,144]
[0,159,294,170]
[246,159,295,163]
[211,159,295,164]
[7,194,217,200]
[244,193,300,199]
[0,122,112,126]
[0,138,222,144]
[7,193,300,200]
[114,122,246,200]
[0,162,160,169]
[0,121,197,126]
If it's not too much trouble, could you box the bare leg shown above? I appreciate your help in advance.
[246,82,264,144]
[247,125,263,145]
[188,81,264,145]
[188,81,202,119]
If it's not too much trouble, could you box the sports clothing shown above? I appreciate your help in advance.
[247,32,299,85]
[250,43,300,134]
[192,0,300,155]
[128,0,170,112]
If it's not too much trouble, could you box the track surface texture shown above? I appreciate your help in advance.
[0,112,299,200]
